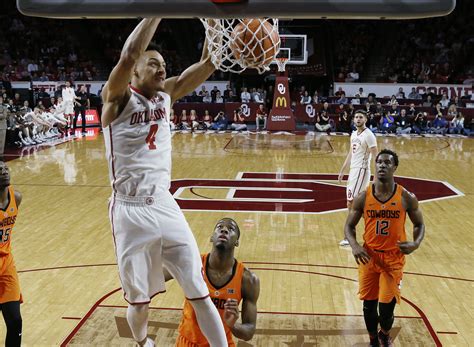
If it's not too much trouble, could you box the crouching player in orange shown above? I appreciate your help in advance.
[344,149,425,347]
[167,218,260,346]
[0,159,23,346]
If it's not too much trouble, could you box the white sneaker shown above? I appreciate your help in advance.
[138,338,155,347]
[339,239,350,246]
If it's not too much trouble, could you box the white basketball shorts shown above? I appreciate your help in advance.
[109,190,208,304]
[64,101,74,115]
[346,167,370,201]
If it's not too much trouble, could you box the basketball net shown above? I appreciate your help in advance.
[276,57,288,72]
[200,18,280,74]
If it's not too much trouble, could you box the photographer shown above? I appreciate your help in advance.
[231,108,247,132]
[210,111,228,131]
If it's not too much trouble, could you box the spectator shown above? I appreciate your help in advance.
[337,110,352,133]
[336,103,345,115]
[210,111,228,131]
[39,72,49,82]
[387,95,398,105]
[389,104,400,119]
[379,113,396,133]
[312,91,320,104]
[214,91,224,104]
[20,100,32,114]
[408,87,422,100]
[430,113,448,135]
[224,90,238,103]
[210,86,219,102]
[253,89,264,103]
[422,95,433,107]
[367,112,379,133]
[198,85,207,97]
[407,103,417,117]
[367,94,376,105]
[187,91,201,102]
[449,112,465,134]
[447,104,458,119]
[202,91,212,103]
[374,102,384,119]
[336,92,348,105]
[0,99,8,153]
[358,87,366,98]
[439,93,450,109]
[315,110,332,134]
[395,109,412,135]
[255,104,267,131]
[300,91,312,105]
[396,87,405,99]
[240,88,251,103]
[335,87,345,97]
[230,108,247,132]
[351,94,361,105]
[223,84,232,100]
[412,112,429,135]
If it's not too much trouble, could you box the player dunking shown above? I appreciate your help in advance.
[0,159,23,346]
[344,149,425,347]
[166,218,260,346]
[101,19,226,346]
[338,110,378,246]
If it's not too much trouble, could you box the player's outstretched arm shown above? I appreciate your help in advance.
[101,18,162,127]
[399,189,425,255]
[164,33,216,104]
[224,269,260,341]
[344,192,370,265]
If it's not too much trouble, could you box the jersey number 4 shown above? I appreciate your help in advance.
[146,124,159,150]
[375,220,389,236]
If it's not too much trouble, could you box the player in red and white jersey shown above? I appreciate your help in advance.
[338,110,378,246]
[101,19,226,347]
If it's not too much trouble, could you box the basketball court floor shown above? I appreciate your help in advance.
[2,130,473,346]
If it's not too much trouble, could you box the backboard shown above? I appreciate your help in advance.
[17,0,456,19]
[274,34,307,66]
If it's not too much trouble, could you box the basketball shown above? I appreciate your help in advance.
[230,19,280,69]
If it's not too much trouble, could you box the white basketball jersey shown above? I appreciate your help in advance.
[103,87,172,196]
[350,128,377,169]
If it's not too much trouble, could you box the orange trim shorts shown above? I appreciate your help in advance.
[0,256,23,304]
[358,248,405,304]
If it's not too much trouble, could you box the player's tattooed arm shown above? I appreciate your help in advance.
[344,191,370,265]
[226,269,260,341]
[399,189,425,255]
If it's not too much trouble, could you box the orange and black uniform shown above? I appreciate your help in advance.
[177,253,244,347]
[0,186,22,304]
[359,184,406,304]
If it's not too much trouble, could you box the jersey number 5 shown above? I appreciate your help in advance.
[146,124,159,150]
[376,220,389,236]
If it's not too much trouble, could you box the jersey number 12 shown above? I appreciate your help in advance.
[146,124,159,150]
[375,220,389,236]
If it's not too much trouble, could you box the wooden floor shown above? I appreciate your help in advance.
[2,131,473,346]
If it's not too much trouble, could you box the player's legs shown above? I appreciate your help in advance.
[110,197,166,304]
[363,299,379,346]
[340,168,369,246]
[359,257,381,345]
[0,301,22,347]
[126,304,154,346]
[157,192,226,346]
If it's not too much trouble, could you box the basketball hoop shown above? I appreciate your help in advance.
[276,57,288,72]
[200,18,280,74]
